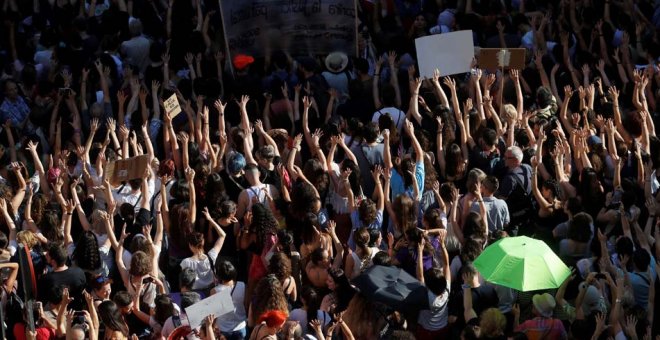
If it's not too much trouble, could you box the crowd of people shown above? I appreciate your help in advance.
[0,0,659,339]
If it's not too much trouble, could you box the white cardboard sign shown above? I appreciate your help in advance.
[184,288,234,329]
[164,93,182,118]
[415,30,475,78]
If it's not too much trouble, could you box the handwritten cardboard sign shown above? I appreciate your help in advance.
[220,0,357,58]
[415,31,475,78]
[185,289,235,329]
[164,93,182,118]
[106,155,150,186]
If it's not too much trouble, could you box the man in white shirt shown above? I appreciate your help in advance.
[120,19,151,73]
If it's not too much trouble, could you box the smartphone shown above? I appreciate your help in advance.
[59,88,72,96]
[143,277,154,284]
[595,273,606,280]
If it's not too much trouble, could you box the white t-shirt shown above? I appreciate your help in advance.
[180,255,214,290]
[417,286,451,331]
[372,107,405,132]
[112,179,155,213]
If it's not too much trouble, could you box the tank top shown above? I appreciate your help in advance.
[246,184,271,211]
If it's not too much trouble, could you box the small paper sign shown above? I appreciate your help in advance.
[164,94,182,118]
[477,48,526,71]
[497,49,511,68]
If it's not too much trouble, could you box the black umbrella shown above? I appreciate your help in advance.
[353,265,429,311]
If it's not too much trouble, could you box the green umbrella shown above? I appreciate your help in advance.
[473,236,571,291]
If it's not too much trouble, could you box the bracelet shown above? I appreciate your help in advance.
[66,213,72,215]
[374,74,380,76]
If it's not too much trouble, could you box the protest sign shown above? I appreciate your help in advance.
[415,31,475,78]
[107,155,150,186]
[478,48,526,71]
[185,288,235,329]
[219,0,357,58]
[164,93,182,118]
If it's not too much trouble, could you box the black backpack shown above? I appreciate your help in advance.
[504,166,536,235]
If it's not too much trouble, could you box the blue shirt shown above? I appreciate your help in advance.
[348,209,383,249]
[629,255,656,308]
[0,97,30,126]
[390,160,425,200]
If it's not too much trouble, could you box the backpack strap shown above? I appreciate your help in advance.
[172,314,182,328]
[508,166,530,199]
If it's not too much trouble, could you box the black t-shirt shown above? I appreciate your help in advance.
[449,284,499,329]
[260,162,281,188]
[336,97,375,125]
[219,170,248,204]
[39,267,87,310]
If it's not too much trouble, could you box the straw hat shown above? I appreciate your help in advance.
[532,293,556,318]
[325,52,348,73]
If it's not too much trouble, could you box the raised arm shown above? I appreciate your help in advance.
[510,69,524,120]
[409,78,423,125]
[202,207,226,256]
[431,69,449,107]
[94,60,111,104]
[404,119,424,165]
[383,129,393,171]
[185,167,196,225]
[373,57,384,109]
[372,166,384,212]
[387,51,402,108]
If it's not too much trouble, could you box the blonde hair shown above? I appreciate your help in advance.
[480,308,506,338]
[90,210,108,236]
[16,230,39,249]
[503,104,517,121]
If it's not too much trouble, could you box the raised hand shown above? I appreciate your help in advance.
[214,99,227,114]
[202,207,213,221]
[302,96,312,110]
[403,119,415,136]
[26,140,38,154]
[254,119,264,134]
[239,95,249,108]
[311,129,323,148]
[432,68,441,83]
[184,167,195,182]
[185,53,194,65]
[151,80,160,95]
[442,77,456,90]
[292,134,303,151]
[387,51,397,66]
[608,86,620,101]
[563,85,574,99]
[90,118,100,133]
[510,69,520,82]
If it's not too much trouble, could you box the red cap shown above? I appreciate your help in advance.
[233,54,254,70]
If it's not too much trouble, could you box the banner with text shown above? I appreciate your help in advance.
[220,0,357,57]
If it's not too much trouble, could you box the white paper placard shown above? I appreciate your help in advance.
[164,93,182,118]
[415,31,475,78]
[184,289,234,329]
